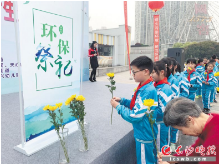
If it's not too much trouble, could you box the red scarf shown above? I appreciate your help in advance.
[130,77,153,110]
[187,69,195,82]
[205,70,213,82]
[154,77,169,87]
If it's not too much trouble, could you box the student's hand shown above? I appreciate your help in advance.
[206,82,209,85]
[202,81,206,83]
[110,99,119,108]
[94,54,97,56]
[113,97,121,102]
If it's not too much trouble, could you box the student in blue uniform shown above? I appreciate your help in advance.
[161,58,179,98]
[182,58,202,101]
[110,56,158,164]
[209,59,218,103]
[152,61,173,152]
[171,59,190,98]
[195,58,205,98]
[201,62,218,114]
[161,57,179,152]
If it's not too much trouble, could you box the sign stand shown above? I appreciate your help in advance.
[13,1,81,156]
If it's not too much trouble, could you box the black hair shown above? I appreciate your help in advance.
[153,61,167,77]
[176,63,181,73]
[210,59,216,63]
[186,58,197,65]
[212,55,217,59]
[130,56,154,73]
[198,58,203,63]
[170,58,178,75]
[90,41,97,49]
[205,63,207,70]
[161,58,171,78]
[207,62,215,68]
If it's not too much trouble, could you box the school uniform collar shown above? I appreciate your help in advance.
[138,81,153,91]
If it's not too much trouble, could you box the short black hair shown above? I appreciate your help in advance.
[186,58,197,65]
[154,61,167,77]
[130,56,154,73]
[198,58,203,63]
[210,59,216,63]
[212,55,217,59]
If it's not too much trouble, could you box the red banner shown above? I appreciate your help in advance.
[154,15,159,61]
[124,1,131,75]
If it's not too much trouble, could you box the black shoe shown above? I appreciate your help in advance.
[89,78,94,82]
[206,109,211,114]
[93,79,96,82]
[214,100,217,103]
[203,108,210,114]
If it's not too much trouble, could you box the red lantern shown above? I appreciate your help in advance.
[148,1,164,12]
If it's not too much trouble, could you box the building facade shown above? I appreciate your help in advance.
[89,25,131,67]
[135,1,216,46]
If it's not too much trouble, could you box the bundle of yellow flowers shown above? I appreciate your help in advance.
[42,102,69,163]
[66,94,88,151]
[217,87,219,92]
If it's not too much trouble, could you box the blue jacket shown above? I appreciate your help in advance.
[213,65,219,73]
[201,71,218,89]
[167,74,179,98]
[183,70,202,93]
[174,72,190,98]
[116,81,158,141]
[196,65,205,75]
[155,83,173,123]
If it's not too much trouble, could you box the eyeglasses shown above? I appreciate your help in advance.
[132,69,145,75]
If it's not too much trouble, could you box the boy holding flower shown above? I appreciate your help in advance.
[110,56,158,164]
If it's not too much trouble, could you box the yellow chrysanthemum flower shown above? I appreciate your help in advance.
[76,95,86,102]
[217,87,219,92]
[107,73,114,78]
[55,103,63,109]
[143,99,155,107]
[48,105,57,111]
[43,105,50,111]
[69,95,76,101]
[214,72,219,77]
[204,72,207,75]
[51,106,58,111]
[65,98,72,106]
